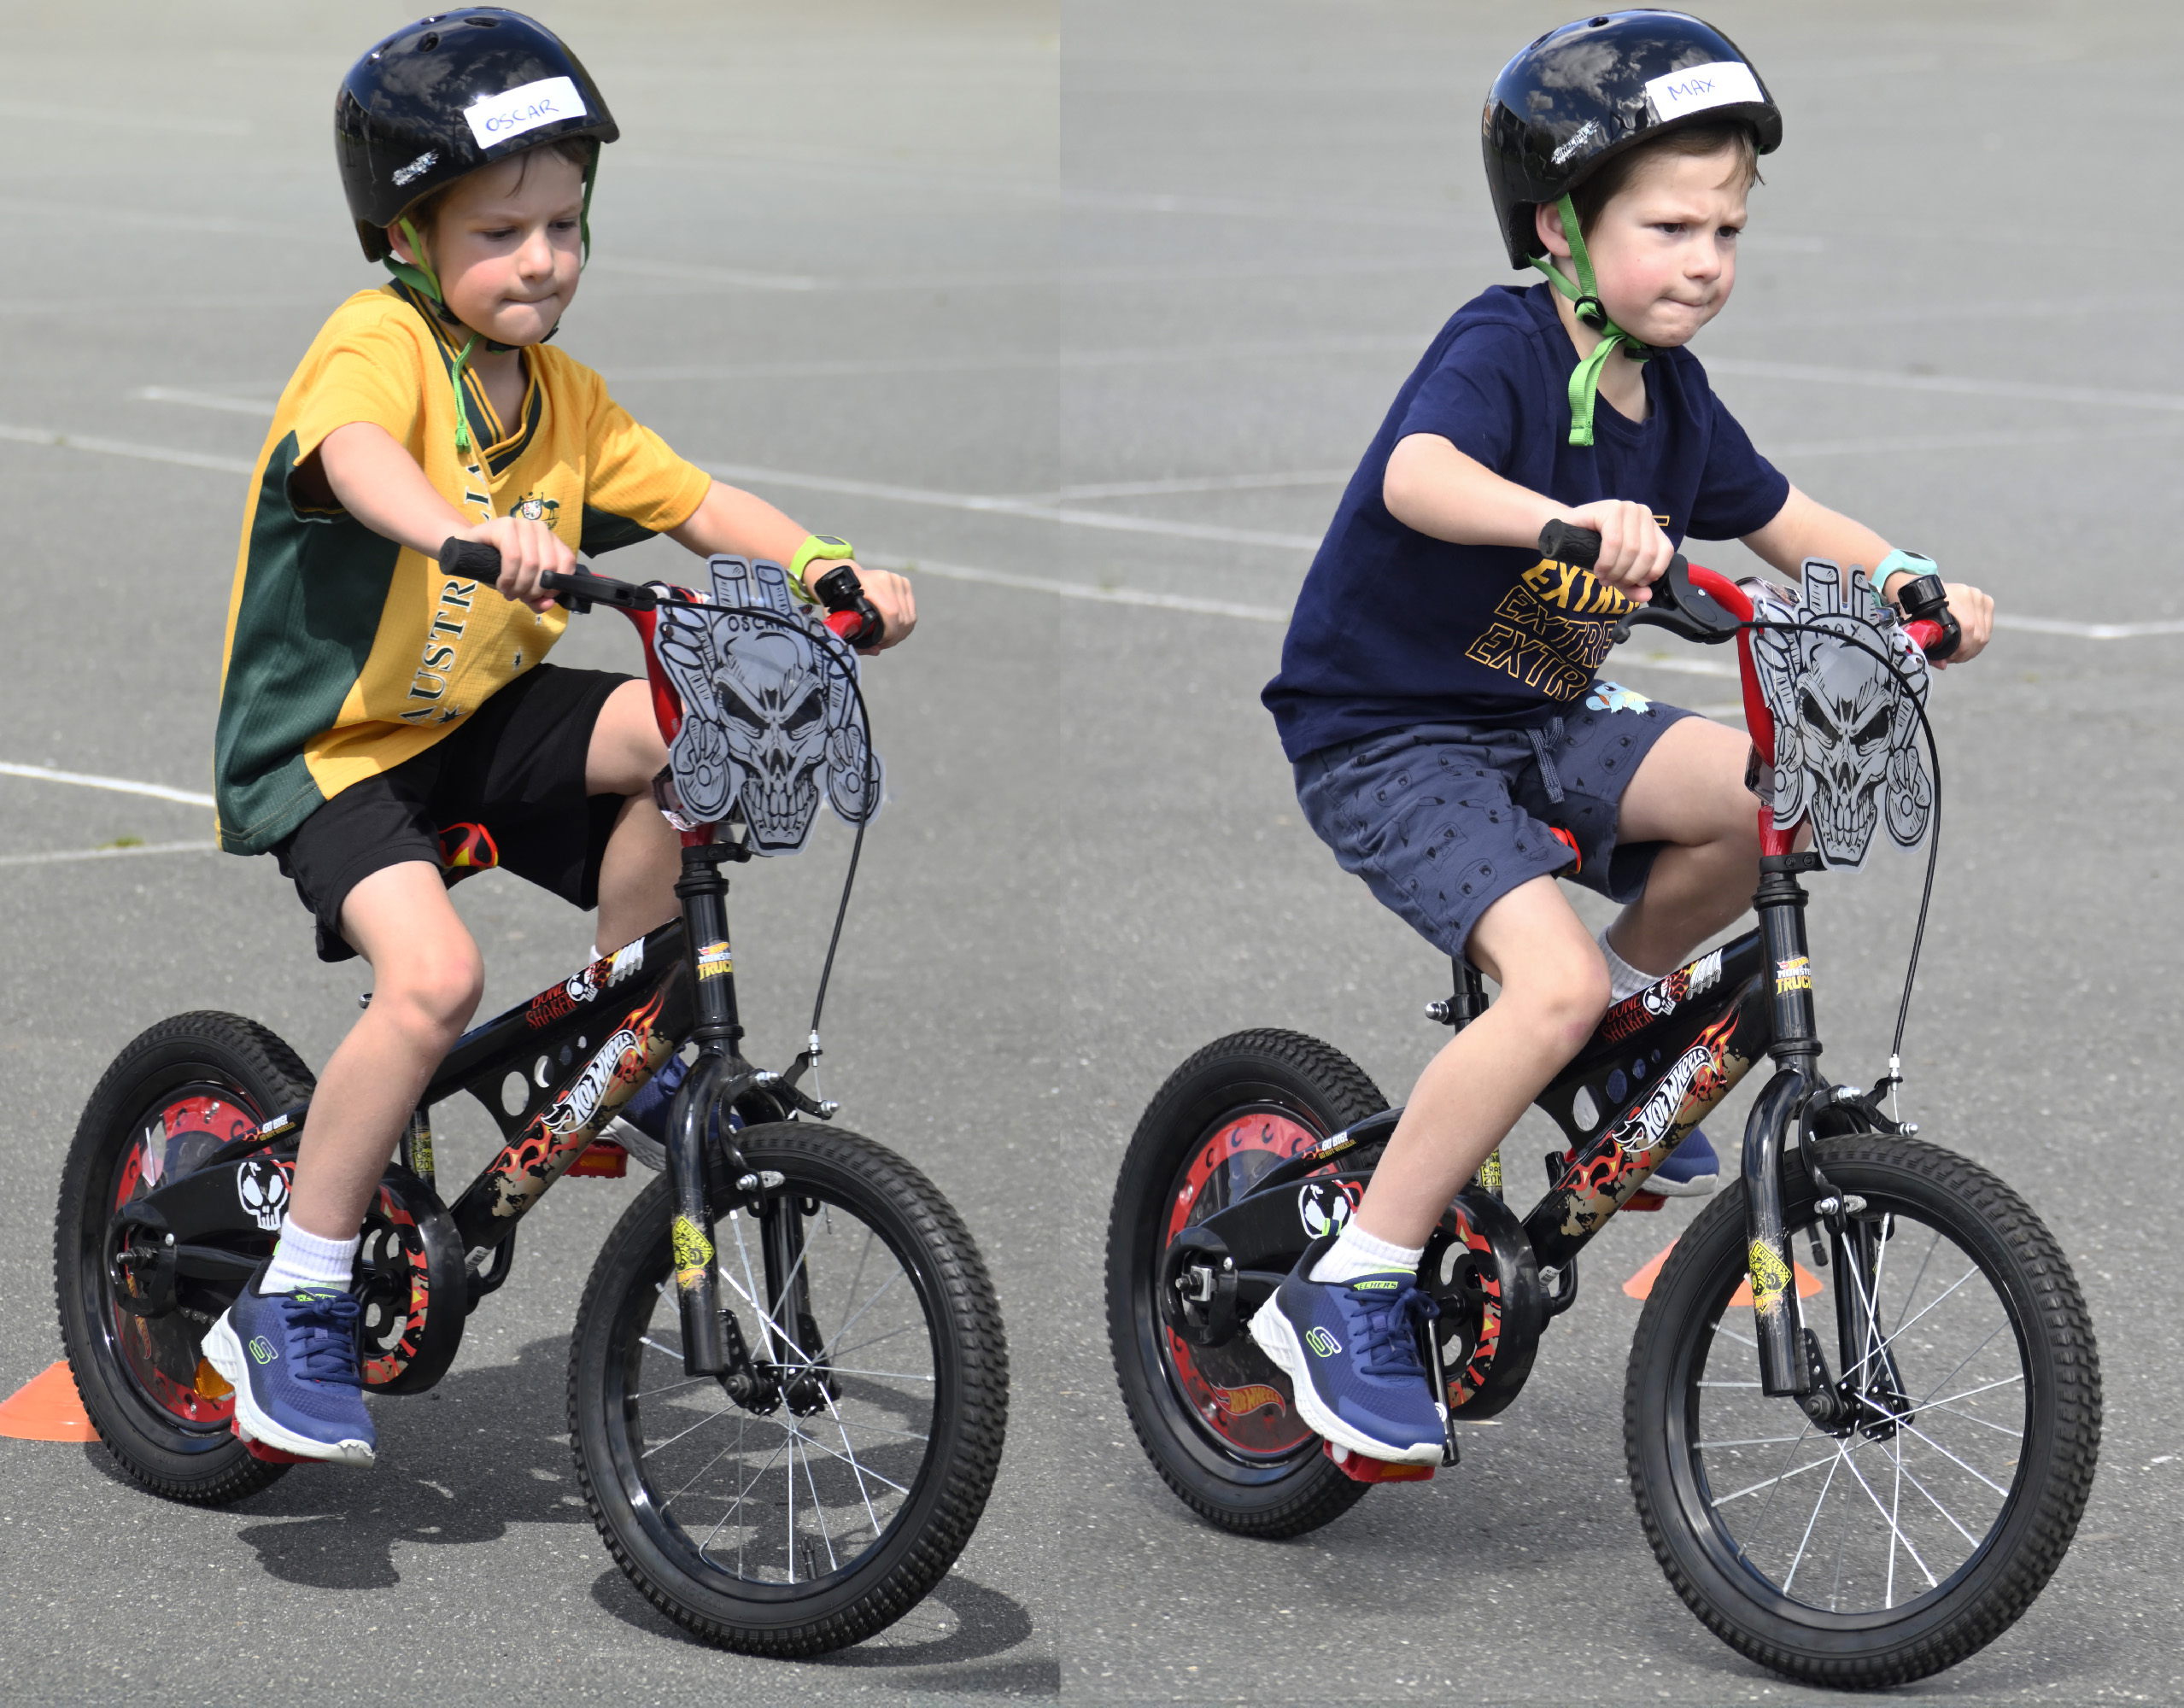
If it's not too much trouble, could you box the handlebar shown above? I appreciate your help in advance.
[1535,520,1743,644]
[436,537,886,646]
[1534,521,1958,660]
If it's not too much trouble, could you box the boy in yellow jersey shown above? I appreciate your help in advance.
[201,10,914,1467]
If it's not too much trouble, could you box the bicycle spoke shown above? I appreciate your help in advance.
[1697,1434,1815,1449]
[1712,1451,1839,1506]
[1779,1445,1846,1594]
[798,1428,840,1576]
[1923,1371,2025,1413]
[1922,1400,2024,1439]
[818,1266,909,1363]
[1912,1325,2013,1412]
[1894,1454,1986,1549]
[1843,1264,1981,1382]
[641,1401,740,1459]
[1890,1418,2013,1499]
[1837,1443,1938,1594]
[827,1401,885,1538]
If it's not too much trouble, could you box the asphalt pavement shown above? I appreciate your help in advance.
[2,1,2180,1704]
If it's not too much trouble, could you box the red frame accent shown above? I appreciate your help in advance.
[616,599,714,850]
[1684,564,1797,858]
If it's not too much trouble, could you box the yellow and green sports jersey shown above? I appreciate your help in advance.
[213,282,713,855]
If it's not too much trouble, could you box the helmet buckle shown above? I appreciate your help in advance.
[1573,295,1607,329]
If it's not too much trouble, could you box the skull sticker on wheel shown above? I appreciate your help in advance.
[1747,559,1931,870]
[650,556,883,856]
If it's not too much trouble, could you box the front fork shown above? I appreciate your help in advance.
[1742,855,1901,1426]
[667,843,754,1378]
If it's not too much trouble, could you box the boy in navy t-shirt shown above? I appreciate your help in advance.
[1253,11,1994,1465]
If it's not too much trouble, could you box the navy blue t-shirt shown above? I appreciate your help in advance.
[1263,283,1789,760]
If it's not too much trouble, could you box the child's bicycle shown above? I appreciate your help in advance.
[1106,526,2099,1688]
[54,544,1007,1657]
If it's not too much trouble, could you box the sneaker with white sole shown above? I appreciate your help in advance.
[1248,1234,1445,1465]
[1648,1125,1720,1196]
[202,1265,375,1467]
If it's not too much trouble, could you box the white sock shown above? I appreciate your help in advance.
[588,942,601,962]
[1309,1222,1425,1284]
[262,1220,360,1295]
[1598,927,1662,1003]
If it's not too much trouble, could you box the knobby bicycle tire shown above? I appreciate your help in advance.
[569,1121,1007,1655]
[54,1011,316,1505]
[1625,1134,2099,1687]
[1107,1027,1387,1539]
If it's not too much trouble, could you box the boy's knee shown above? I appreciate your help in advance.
[1502,945,1611,1052]
[378,947,484,1039]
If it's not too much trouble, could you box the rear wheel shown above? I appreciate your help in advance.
[1106,1029,1387,1538]
[569,1123,1007,1655]
[53,1013,314,1504]
[1626,1135,2100,1686]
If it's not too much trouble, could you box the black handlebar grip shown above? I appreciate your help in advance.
[812,562,886,648]
[1894,570,1961,661]
[438,536,502,584]
[1537,519,1601,569]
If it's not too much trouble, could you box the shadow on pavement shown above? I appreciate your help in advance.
[590,1555,1053,1693]
[81,1333,600,1589]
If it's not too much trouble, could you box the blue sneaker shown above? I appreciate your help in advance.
[202,1266,375,1467]
[1648,1126,1720,1197]
[605,1052,740,1170]
[1248,1236,1445,1465]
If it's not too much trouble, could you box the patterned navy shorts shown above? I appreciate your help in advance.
[1293,682,1697,963]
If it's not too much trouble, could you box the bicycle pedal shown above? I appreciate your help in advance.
[1625,1190,1666,1212]
[1323,1440,1434,1484]
[568,1139,629,1178]
[231,1425,313,1466]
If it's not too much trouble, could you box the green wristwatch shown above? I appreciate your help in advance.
[786,535,856,606]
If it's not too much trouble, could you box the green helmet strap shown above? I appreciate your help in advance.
[1529,193,1650,448]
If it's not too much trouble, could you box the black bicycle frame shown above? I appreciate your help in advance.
[1172,855,1847,1411]
[118,837,805,1394]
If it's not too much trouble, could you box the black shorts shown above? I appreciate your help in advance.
[272,664,630,963]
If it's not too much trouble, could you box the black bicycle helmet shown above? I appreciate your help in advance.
[1483,10,1778,270]
[1481,11,1778,447]
[336,9,618,266]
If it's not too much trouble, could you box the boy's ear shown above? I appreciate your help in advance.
[387,223,414,265]
[1534,200,1572,260]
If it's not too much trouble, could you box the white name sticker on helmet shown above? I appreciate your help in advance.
[465,75,587,151]
[1644,60,1763,125]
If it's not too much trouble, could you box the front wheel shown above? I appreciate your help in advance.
[1626,1134,2100,1687]
[569,1123,1007,1655]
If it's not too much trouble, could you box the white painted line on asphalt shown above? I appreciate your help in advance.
[0,100,249,136]
[0,422,252,476]
[0,762,217,809]
[864,554,1290,621]
[1058,470,1352,500]
[4,424,2180,640]
[0,840,218,869]
[132,386,279,416]
[1707,357,2184,415]
[704,460,1325,549]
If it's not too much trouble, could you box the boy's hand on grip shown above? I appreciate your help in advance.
[1556,499,1672,603]
[467,515,575,613]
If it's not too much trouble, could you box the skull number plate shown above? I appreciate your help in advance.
[1748,559,1932,870]
[650,556,884,856]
